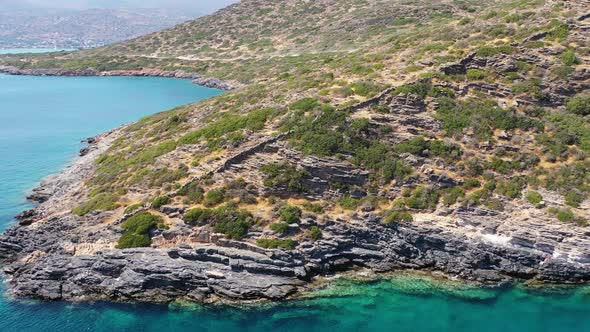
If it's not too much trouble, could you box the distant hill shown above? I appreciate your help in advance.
[0,8,197,49]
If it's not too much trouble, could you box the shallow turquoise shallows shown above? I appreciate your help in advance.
[0,68,589,332]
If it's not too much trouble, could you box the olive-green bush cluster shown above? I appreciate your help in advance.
[152,196,170,209]
[435,97,543,139]
[179,108,280,148]
[261,162,310,193]
[256,238,295,250]
[73,193,119,216]
[309,226,322,240]
[383,210,413,225]
[183,204,254,239]
[525,190,543,208]
[204,188,227,207]
[178,181,205,203]
[117,212,165,249]
[548,208,588,226]
[279,205,302,224]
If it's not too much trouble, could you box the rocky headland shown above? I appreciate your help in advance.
[0,0,589,305]
[0,138,588,303]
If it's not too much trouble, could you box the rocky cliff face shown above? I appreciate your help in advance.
[2,198,589,303]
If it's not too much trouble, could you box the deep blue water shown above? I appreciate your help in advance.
[0,61,589,332]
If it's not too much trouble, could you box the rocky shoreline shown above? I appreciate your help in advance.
[0,66,241,91]
[0,130,588,303]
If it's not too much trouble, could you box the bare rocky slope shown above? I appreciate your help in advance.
[0,0,589,303]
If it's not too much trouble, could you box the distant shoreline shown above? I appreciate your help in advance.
[0,66,240,91]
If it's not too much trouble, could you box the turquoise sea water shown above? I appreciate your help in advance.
[0,74,220,232]
[0,68,589,332]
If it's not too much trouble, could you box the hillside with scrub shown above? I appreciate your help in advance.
[0,0,589,303]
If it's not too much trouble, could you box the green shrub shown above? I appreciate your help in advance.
[392,83,430,98]
[183,208,212,225]
[211,205,253,239]
[117,233,153,249]
[290,97,319,111]
[256,238,295,250]
[270,222,289,235]
[152,196,170,209]
[429,86,455,98]
[339,196,361,210]
[476,45,514,57]
[566,95,590,116]
[466,69,486,81]
[279,205,302,224]
[526,190,543,207]
[178,182,205,203]
[383,210,413,224]
[204,188,226,207]
[442,187,465,206]
[403,187,439,210]
[463,179,482,189]
[496,178,525,199]
[72,193,119,216]
[555,208,575,222]
[504,13,521,23]
[485,157,517,174]
[178,108,278,147]
[552,66,575,79]
[565,191,584,208]
[183,205,253,239]
[117,212,164,249]
[561,50,580,66]
[465,184,494,206]
[124,203,143,215]
[512,78,546,99]
[436,97,542,139]
[545,112,590,152]
[354,142,413,184]
[261,162,310,193]
[546,20,569,41]
[303,202,324,213]
[516,61,532,72]
[350,81,382,97]
[309,226,322,240]
[504,72,520,81]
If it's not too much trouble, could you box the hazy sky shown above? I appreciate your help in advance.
[0,0,239,13]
